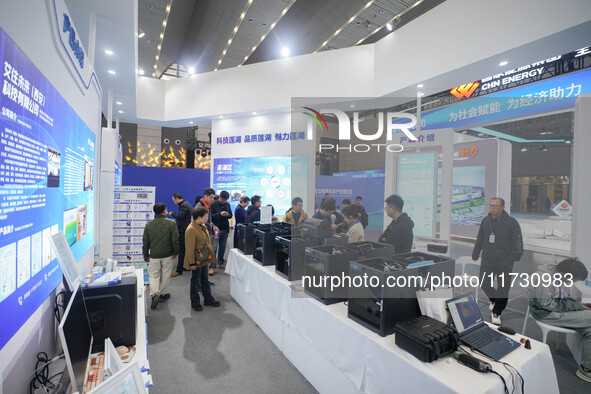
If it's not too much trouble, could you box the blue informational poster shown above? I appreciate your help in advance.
[212,156,307,215]
[397,153,436,238]
[0,28,95,349]
[437,166,486,226]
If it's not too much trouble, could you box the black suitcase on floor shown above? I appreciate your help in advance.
[394,315,459,362]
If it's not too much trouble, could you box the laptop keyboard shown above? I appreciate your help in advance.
[464,328,504,348]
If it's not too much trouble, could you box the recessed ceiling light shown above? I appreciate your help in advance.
[520,147,528,152]
[499,61,508,66]
[105,49,114,55]
[281,47,290,57]
[219,115,223,118]
[138,68,145,75]
[565,139,572,144]
[417,83,424,88]
[118,110,123,114]
[252,112,257,115]
[386,23,393,31]
[138,28,145,38]
[189,121,193,124]
[350,104,355,108]
[108,70,116,75]
[116,101,122,105]
[188,67,195,75]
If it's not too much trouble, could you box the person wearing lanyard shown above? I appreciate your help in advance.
[472,197,523,325]
[526,258,591,383]
[342,205,364,242]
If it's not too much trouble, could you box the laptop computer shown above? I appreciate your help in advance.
[446,293,520,360]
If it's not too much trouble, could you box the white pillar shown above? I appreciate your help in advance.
[572,94,591,271]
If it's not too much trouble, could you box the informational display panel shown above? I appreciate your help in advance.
[0,28,95,349]
[112,186,155,262]
[397,153,437,238]
[212,155,307,215]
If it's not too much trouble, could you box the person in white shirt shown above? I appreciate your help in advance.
[342,205,364,242]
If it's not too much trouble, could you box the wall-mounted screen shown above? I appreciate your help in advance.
[213,156,307,215]
[0,28,95,349]
[397,153,437,238]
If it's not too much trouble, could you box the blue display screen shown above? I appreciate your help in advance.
[0,28,95,349]
[213,155,307,215]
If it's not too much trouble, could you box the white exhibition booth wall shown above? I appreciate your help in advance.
[0,1,102,392]
[211,112,316,218]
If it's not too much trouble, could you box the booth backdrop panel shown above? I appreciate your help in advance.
[122,166,209,215]
[315,175,385,230]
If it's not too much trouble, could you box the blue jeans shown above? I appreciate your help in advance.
[216,229,229,265]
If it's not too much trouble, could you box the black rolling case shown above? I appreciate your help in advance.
[394,315,459,362]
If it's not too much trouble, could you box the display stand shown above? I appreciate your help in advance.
[227,249,559,394]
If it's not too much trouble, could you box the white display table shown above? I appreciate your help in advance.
[226,249,559,394]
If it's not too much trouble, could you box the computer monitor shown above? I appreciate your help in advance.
[50,231,82,291]
[58,283,93,393]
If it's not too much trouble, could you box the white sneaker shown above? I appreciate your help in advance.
[576,365,591,383]
[489,302,495,311]
[491,313,502,325]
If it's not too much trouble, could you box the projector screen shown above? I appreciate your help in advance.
[0,28,95,349]
[213,155,307,215]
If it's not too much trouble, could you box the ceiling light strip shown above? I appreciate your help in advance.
[213,0,256,71]
[312,0,376,53]
[355,0,423,46]
[152,0,173,78]
[234,0,297,69]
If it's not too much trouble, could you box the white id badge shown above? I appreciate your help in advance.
[489,233,495,243]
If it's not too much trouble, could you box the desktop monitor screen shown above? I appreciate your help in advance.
[58,284,93,393]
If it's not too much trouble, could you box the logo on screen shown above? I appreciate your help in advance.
[450,82,480,99]
[304,108,417,154]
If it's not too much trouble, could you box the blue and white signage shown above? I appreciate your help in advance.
[421,68,591,131]
[0,28,95,349]
[50,0,93,89]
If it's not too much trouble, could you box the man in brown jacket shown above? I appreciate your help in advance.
[184,206,221,311]
[143,203,179,309]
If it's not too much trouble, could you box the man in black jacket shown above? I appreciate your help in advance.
[246,195,262,224]
[211,190,233,270]
[472,197,523,325]
[169,193,192,277]
[378,194,414,254]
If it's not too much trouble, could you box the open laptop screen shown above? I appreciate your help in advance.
[447,293,483,334]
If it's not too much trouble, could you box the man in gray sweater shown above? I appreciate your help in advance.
[526,258,591,383]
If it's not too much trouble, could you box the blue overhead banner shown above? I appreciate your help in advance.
[420,68,591,131]
[0,28,95,349]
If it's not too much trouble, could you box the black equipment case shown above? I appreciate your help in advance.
[393,315,459,362]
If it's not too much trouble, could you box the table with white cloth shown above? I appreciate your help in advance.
[226,249,559,394]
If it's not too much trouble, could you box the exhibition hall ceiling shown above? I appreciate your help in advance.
[139,0,446,79]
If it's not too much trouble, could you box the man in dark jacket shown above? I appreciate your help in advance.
[313,198,344,230]
[472,197,523,325]
[526,258,591,382]
[378,194,414,254]
[195,188,218,276]
[234,196,250,247]
[355,196,369,229]
[143,203,179,309]
[211,190,233,270]
[169,193,192,277]
[246,195,262,224]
